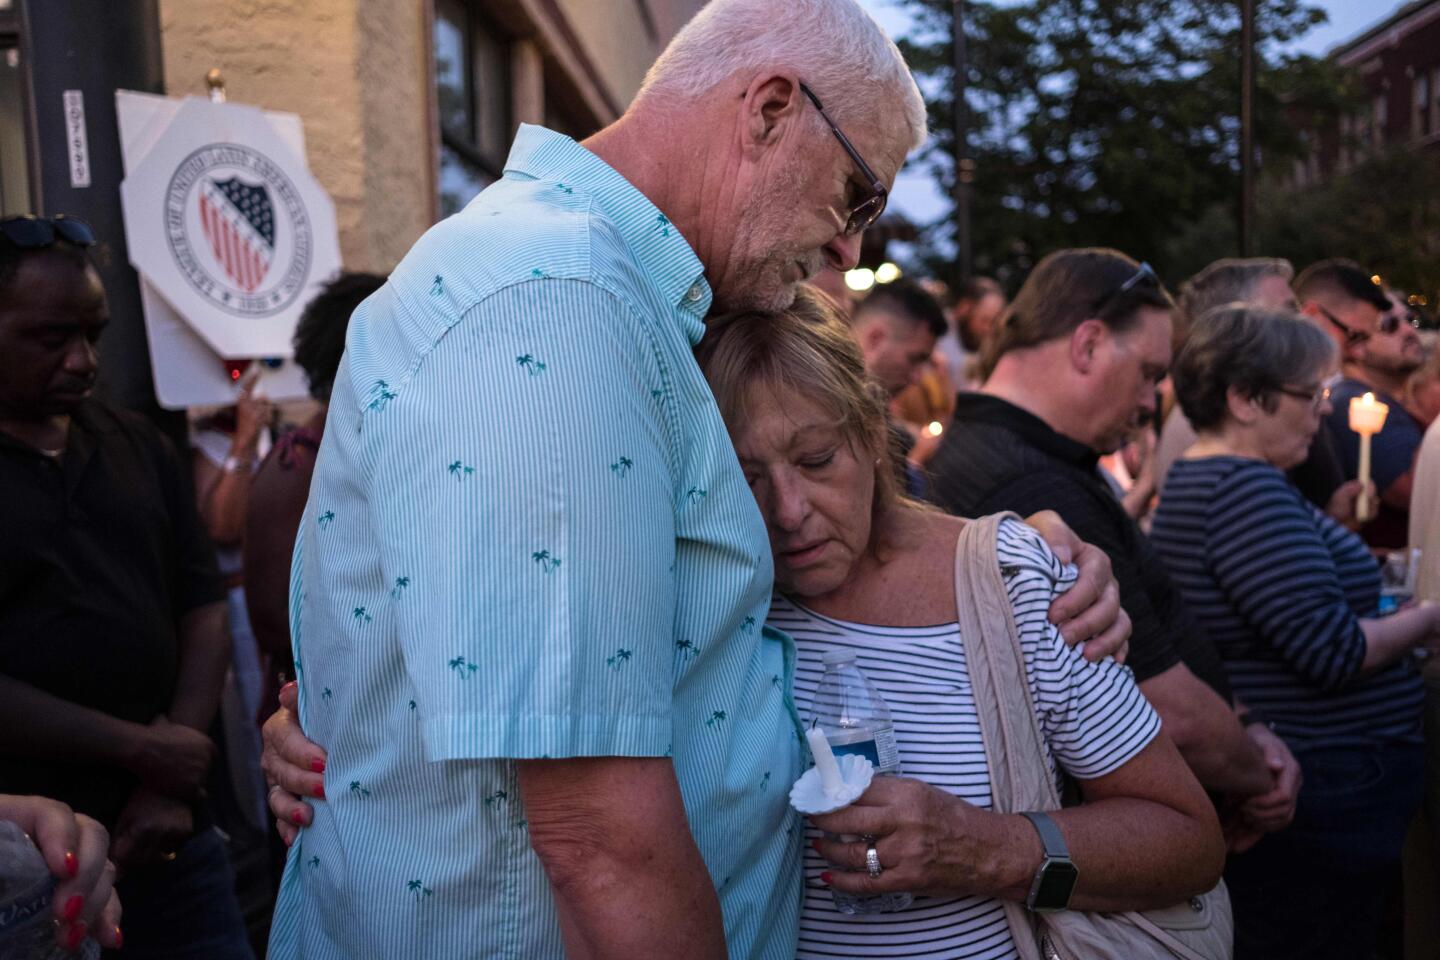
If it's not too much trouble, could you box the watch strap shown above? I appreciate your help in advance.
[1020,811,1069,860]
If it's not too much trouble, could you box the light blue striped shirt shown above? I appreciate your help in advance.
[267,124,805,959]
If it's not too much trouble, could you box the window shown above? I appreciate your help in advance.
[434,0,513,218]
[1372,94,1387,148]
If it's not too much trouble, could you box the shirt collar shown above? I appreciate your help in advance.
[952,392,1101,471]
[503,124,712,345]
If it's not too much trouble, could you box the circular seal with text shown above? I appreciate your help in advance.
[164,142,313,318]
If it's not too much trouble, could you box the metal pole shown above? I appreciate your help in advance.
[952,0,972,282]
[1239,0,1255,256]
[21,0,177,436]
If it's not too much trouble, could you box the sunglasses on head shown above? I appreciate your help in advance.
[1092,261,1158,317]
[0,215,97,250]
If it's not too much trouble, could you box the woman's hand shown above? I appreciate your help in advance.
[1024,510,1130,663]
[232,371,275,455]
[808,776,1035,901]
[261,682,328,845]
[0,794,123,952]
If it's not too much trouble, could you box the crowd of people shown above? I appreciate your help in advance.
[3,0,1439,958]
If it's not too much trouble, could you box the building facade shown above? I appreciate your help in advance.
[1,0,703,411]
[1289,0,1440,188]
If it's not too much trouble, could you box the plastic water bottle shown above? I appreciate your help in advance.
[0,820,98,959]
[812,649,913,915]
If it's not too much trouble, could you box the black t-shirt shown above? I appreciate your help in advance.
[927,393,1233,700]
[0,400,223,827]
[1290,423,1346,514]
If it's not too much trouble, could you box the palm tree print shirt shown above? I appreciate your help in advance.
[268,124,804,960]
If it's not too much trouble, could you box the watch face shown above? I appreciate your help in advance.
[1034,859,1080,910]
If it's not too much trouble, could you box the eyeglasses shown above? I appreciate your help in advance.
[1092,261,1158,317]
[1277,383,1331,412]
[0,215,96,250]
[798,83,888,236]
[1315,304,1371,344]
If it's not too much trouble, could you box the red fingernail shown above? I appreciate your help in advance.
[63,850,78,878]
[312,782,326,799]
[66,922,87,951]
[62,894,84,922]
[281,681,297,696]
[291,807,306,825]
[810,839,822,853]
[819,871,833,885]
[310,758,326,774]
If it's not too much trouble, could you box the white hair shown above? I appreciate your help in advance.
[639,0,927,152]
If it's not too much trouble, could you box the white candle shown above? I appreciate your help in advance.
[1350,392,1389,522]
[1349,392,1389,435]
[806,726,844,799]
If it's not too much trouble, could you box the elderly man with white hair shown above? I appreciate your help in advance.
[257,2,1131,957]
[257,3,924,957]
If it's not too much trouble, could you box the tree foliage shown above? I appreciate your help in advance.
[893,0,1354,291]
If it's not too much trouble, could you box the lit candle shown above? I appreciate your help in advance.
[1349,392,1390,522]
[926,421,944,437]
[805,726,844,799]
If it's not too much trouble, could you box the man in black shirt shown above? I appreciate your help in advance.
[0,217,251,957]
[929,248,1301,847]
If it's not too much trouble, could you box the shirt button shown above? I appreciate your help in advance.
[685,283,703,303]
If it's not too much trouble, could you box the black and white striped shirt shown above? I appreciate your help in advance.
[1151,456,1423,748]
[772,518,1160,960]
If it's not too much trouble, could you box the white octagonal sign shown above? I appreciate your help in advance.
[121,97,341,359]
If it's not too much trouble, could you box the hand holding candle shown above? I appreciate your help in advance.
[1350,392,1389,523]
[790,725,875,816]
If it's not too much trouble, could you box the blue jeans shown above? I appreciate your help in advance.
[1226,741,1424,960]
[105,827,254,960]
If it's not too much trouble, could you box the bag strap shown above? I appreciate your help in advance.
[955,516,1224,960]
[953,513,1060,960]
[953,513,1062,814]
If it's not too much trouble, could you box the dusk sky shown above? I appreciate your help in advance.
[857,0,1397,233]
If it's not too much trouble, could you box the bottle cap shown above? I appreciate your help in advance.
[822,648,857,666]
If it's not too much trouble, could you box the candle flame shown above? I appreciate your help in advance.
[926,421,944,437]
[1364,392,1375,403]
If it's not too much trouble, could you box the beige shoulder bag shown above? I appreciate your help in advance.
[953,512,1233,960]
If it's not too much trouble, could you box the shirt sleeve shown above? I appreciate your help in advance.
[997,518,1161,780]
[975,472,1181,684]
[1205,463,1367,690]
[365,280,677,763]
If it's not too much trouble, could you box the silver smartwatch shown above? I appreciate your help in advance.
[1020,811,1079,912]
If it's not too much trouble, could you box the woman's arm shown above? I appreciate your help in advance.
[811,732,1223,910]
[1207,466,1371,691]
[1359,602,1440,671]
[193,386,273,546]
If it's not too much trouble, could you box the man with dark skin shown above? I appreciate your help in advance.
[0,218,251,958]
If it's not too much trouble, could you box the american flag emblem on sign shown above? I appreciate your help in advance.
[198,177,275,293]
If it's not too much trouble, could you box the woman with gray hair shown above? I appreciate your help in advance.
[1150,305,1437,960]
